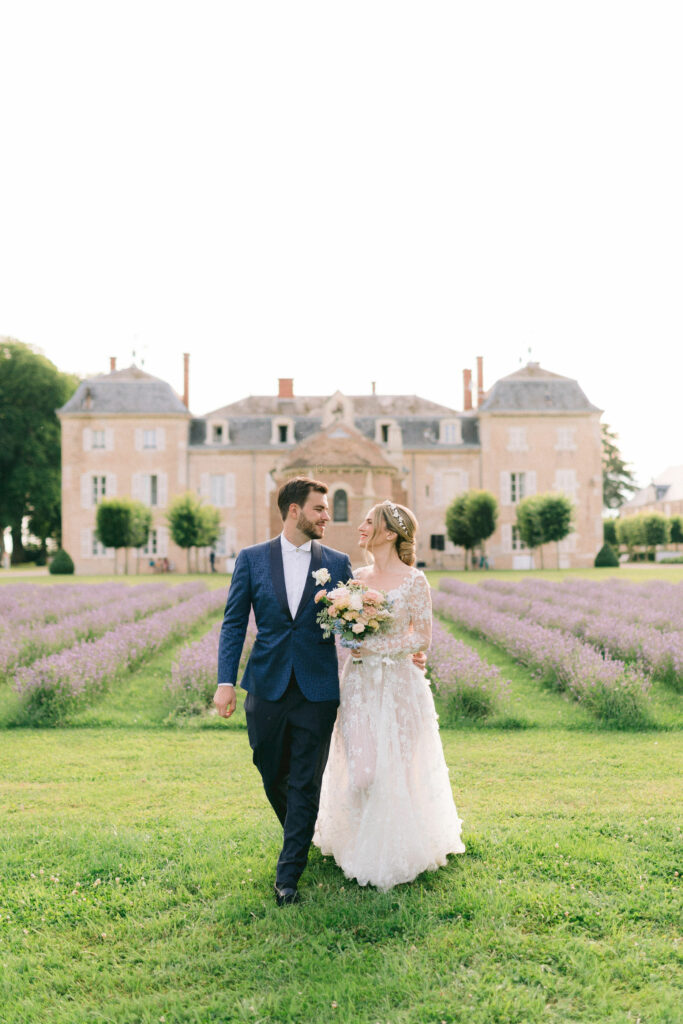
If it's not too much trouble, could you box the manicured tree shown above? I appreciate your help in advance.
[445,494,475,570]
[130,502,153,574]
[465,490,498,566]
[642,514,670,562]
[515,496,546,567]
[95,499,135,574]
[669,515,683,551]
[48,549,75,574]
[594,543,620,568]
[166,493,203,573]
[196,505,221,573]
[603,518,618,547]
[537,494,574,568]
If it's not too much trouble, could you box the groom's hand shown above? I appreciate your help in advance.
[412,651,427,673]
[213,685,237,719]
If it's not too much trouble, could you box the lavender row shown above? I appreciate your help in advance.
[439,579,683,689]
[478,577,683,632]
[0,583,131,630]
[427,618,509,719]
[0,582,206,677]
[168,615,257,715]
[432,590,652,728]
[14,590,227,724]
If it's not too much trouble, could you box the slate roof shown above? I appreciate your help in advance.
[58,366,189,416]
[204,394,458,418]
[478,363,600,414]
[623,465,683,508]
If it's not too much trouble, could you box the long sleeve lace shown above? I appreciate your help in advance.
[359,571,432,655]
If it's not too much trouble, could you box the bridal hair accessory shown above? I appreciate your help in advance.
[385,503,407,532]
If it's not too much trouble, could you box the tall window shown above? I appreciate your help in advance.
[511,526,527,551]
[555,428,576,451]
[507,427,528,451]
[212,424,224,444]
[380,424,389,443]
[333,489,348,522]
[510,472,526,504]
[92,475,107,505]
[92,430,105,449]
[143,429,157,449]
[143,529,158,556]
[441,421,461,444]
[210,474,226,507]
[92,535,108,557]
[278,424,289,443]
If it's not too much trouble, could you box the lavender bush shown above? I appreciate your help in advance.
[168,613,257,717]
[433,590,652,728]
[14,589,226,725]
[0,582,206,678]
[427,617,509,720]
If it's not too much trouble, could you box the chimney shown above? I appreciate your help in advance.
[110,356,117,372]
[278,378,294,399]
[183,353,190,408]
[463,368,473,411]
[476,356,484,406]
[371,381,376,395]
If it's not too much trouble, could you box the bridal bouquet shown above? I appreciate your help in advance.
[314,577,393,650]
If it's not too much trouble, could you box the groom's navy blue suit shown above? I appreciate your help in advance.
[218,536,352,889]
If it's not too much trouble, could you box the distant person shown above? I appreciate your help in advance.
[209,548,216,573]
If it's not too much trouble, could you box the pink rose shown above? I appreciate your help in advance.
[314,590,327,603]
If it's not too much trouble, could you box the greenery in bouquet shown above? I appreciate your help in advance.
[314,577,393,650]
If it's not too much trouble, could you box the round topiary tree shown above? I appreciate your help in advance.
[49,549,75,574]
[594,543,620,568]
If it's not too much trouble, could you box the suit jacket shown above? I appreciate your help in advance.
[217,537,353,702]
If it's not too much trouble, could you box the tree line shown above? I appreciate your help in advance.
[445,490,574,569]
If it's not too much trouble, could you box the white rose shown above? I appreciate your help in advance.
[348,593,363,612]
[312,567,331,586]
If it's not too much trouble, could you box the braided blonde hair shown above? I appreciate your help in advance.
[369,500,418,566]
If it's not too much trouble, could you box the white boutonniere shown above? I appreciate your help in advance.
[312,567,331,586]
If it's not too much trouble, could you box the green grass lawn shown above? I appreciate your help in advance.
[0,572,681,1023]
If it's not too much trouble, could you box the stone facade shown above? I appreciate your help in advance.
[58,360,604,573]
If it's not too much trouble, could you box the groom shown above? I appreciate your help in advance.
[214,477,352,906]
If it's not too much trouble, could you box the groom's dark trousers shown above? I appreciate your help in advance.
[217,536,352,890]
[244,672,338,887]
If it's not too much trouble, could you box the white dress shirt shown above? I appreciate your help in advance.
[280,532,312,618]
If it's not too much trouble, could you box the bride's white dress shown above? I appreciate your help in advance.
[314,569,465,891]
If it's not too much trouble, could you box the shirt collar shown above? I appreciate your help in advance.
[280,532,312,554]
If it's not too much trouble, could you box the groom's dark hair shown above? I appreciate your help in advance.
[277,477,328,520]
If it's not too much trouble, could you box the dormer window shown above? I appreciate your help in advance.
[212,424,224,444]
[439,420,462,445]
[271,418,294,445]
[380,424,389,443]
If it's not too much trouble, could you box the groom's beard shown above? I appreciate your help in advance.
[297,511,326,540]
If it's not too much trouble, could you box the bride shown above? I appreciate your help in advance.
[314,500,465,891]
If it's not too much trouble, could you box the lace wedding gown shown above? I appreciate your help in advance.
[314,570,465,891]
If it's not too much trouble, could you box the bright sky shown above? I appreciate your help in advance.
[1,1,681,487]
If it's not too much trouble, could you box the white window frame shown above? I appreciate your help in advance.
[554,469,577,500]
[555,427,577,451]
[507,427,528,452]
[143,429,157,450]
[143,529,158,556]
[332,488,349,523]
[92,475,107,505]
[439,420,462,445]
[272,418,294,445]
[91,429,106,449]
[511,525,527,551]
[210,474,226,507]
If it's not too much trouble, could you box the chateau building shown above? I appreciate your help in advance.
[619,465,683,520]
[58,358,604,572]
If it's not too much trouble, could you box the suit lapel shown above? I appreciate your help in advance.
[269,537,292,621]
[294,540,321,619]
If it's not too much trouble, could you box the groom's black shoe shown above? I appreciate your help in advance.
[274,884,300,907]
